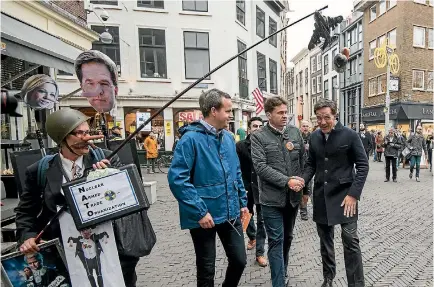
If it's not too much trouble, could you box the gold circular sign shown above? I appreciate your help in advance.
[286,142,294,151]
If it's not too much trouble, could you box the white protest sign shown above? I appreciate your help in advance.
[67,171,139,223]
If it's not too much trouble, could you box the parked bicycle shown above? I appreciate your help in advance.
[156,153,173,173]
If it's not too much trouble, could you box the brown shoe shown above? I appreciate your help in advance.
[247,239,256,250]
[256,256,268,267]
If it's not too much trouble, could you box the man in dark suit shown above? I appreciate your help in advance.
[16,109,140,287]
[236,117,267,267]
[358,124,373,159]
[298,99,369,287]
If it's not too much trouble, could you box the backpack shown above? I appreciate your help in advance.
[37,146,106,188]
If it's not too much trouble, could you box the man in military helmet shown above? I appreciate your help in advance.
[15,108,140,287]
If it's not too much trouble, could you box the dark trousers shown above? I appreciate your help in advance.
[147,158,156,172]
[385,156,397,180]
[246,205,266,257]
[81,256,103,287]
[119,254,140,287]
[377,152,383,161]
[316,222,364,287]
[429,150,433,171]
[190,219,247,287]
[365,149,370,160]
[262,203,299,287]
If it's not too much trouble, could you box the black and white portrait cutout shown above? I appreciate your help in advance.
[21,75,59,111]
[59,210,125,287]
[75,50,118,113]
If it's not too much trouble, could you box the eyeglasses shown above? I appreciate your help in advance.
[70,130,91,137]
[82,82,114,97]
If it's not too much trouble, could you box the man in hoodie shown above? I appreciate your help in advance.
[168,89,248,287]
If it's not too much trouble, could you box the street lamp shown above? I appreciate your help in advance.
[86,5,113,44]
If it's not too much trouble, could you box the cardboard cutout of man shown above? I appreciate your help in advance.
[24,253,59,287]
[21,75,59,110]
[68,228,109,287]
[75,50,118,113]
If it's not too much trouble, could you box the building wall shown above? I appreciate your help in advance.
[362,0,433,108]
[290,48,310,126]
[57,0,284,150]
[309,46,322,121]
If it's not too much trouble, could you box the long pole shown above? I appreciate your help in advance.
[106,5,328,160]
[385,62,390,134]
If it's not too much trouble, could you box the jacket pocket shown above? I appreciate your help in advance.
[339,177,354,184]
[197,184,227,219]
[338,145,349,150]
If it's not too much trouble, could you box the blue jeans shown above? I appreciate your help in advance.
[246,205,266,257]
[410,155,422,177]
[373,150,377,161]
[262,203,299,287]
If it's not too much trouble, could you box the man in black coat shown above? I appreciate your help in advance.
[300,99,369,287]
[299,120,312,221]
[359,124,373,159]
[236,117,267,267]
[383,128,403,182]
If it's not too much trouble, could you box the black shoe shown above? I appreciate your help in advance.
[384,179,389,182]
[409,172,413,179]
[393,179,397,182]
[321,278,333,287]
[301,213,308,221]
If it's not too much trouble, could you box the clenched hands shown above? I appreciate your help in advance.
[341,195,357,217]
[199,212,215,229]
[288,177,305,192]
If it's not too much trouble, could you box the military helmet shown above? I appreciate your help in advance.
[46,109,89,144]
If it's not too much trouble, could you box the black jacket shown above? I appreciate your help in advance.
[251,124,306,208]
[236,135,259,206]
[358,131,373,152]
[15,150,132,255]
[302,122,369,225]
[383,135,403,157]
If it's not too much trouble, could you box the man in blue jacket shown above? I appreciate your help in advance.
[168,89,248,287]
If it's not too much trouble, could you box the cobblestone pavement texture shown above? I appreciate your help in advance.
[136,160,433,287]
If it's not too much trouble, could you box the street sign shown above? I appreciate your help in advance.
[389,76,399,92]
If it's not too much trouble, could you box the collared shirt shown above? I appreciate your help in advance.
[268,122,286,134]
[59,153,84,181]
[200,119,221,135]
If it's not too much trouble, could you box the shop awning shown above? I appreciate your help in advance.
[1,13,83,74]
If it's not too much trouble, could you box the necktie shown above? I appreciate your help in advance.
[72,163,82,179]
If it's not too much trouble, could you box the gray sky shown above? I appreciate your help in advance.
[286,0,354,63]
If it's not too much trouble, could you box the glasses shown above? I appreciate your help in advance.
[70,130,91,137]
[82,82,114,97]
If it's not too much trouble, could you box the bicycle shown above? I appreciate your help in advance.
[156,153,173,174]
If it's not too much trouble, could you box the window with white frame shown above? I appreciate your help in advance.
[428,28,434,48]
[317,75,322,92]
[332,48,337,70]
[369,40,376,59]
[370,4,377,21]
[90,0,118,5]
[269,17,277,47]
[312,77,316,94]
[350,59,357,75]
[412,70,424,90]
[324,80,329,99]
[378,34,386,46]
[137,0,164,8]
[388,29,397,49]
[377,74,386,94]
[139,28,167,78]
[182,0,208,12]
[324,54,329,75]
[269,59,278,94]
[369,78,377,96]
[379,0,386,15]
[305,68,308,84]
[184,31,210,79]
[289,99,294,114]
[317,54,321,71]
[311,57,316,72]
[389,0,397,8]
[332,76,337,101]
[414,0,426,4]
[359,24,363,49]
[236,1,245,25]
[299,71,303,88]
[256,7,265,38]
[295,74,298,90]
[427,71,433,90]
[257,52,267,91]
[92,26,121,76]
[430,0,434,6]
[413,26,426,47]
[312,97,317,116]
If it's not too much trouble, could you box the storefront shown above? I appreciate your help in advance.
[362,102,433,136]
[124,107,165,149]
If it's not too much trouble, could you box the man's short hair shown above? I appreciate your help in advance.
[248,116,263,128]
[314,99,337,115]
[199,89,231,118]
[264,97,288,114]
[75,50,118,87]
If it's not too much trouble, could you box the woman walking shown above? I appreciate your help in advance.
[376,131,384,162]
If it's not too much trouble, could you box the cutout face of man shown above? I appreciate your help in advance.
[81,62,117,113]
[25,82,58,110]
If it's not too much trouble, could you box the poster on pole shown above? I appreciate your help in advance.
[136,112,152,132]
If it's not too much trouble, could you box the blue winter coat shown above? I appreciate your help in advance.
[168,121,247,230]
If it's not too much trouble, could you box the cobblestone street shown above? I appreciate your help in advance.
[136,160,433,287]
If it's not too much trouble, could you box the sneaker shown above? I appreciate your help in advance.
[409,172,413,179]
[416,177,420,182]
[256,256,268,267]
[384,179,390,182]
[247,239,256,250]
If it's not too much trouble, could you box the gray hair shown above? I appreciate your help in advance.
[75,50,118,86]
[314,98,338,115]
[21,74,58,99]
[199,89,231,117]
